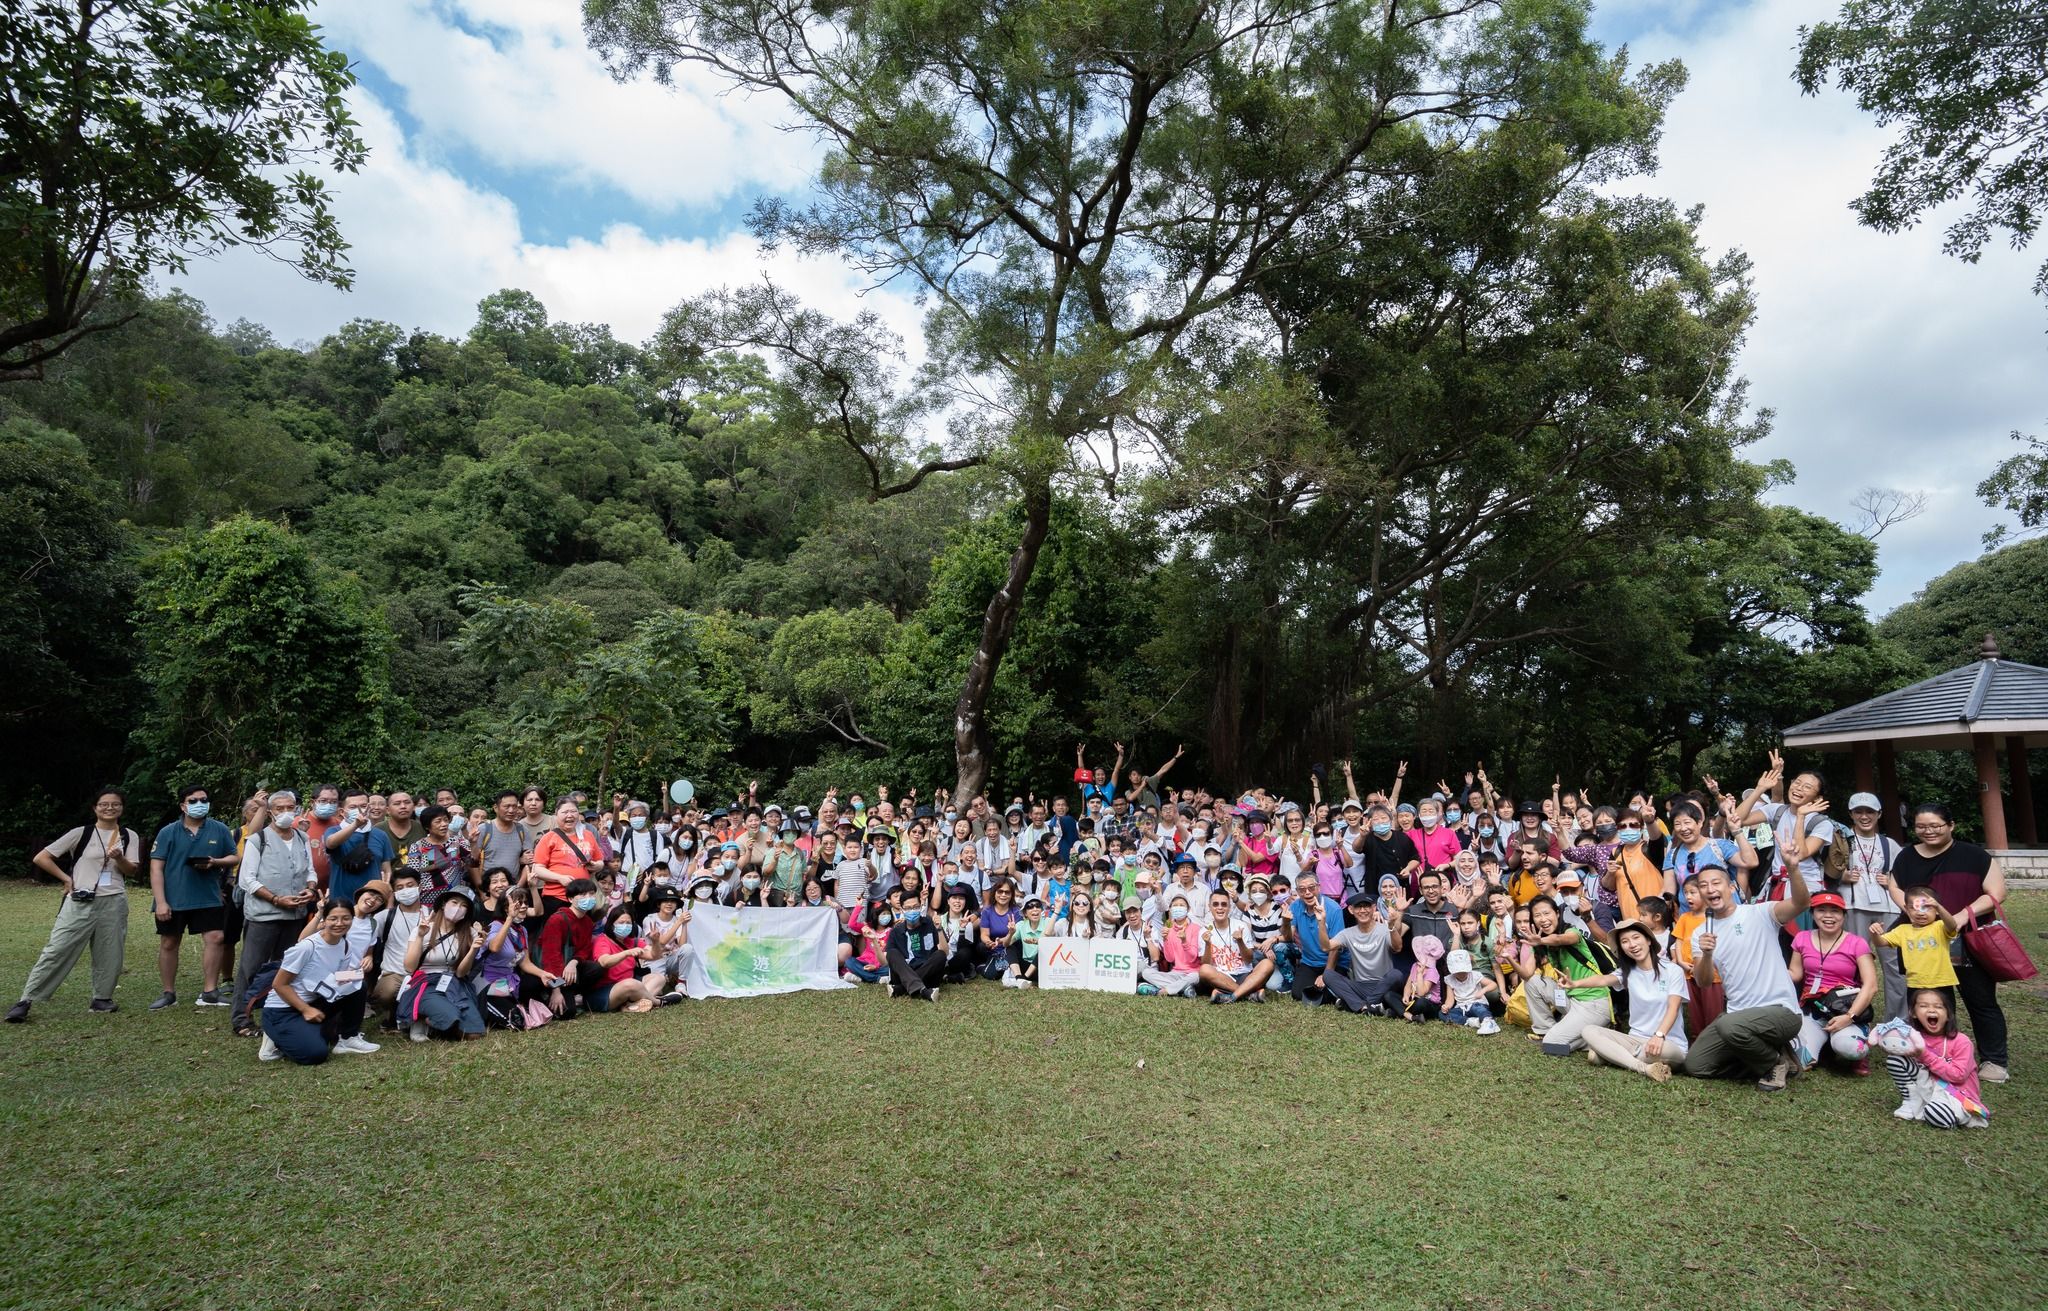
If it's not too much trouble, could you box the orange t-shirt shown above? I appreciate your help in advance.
[532,826,601,902]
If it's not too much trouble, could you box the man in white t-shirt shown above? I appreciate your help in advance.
[1684,862,1808,1091]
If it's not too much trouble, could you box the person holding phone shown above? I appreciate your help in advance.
[148,783,240,1012]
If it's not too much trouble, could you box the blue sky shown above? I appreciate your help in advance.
[174,0,2041,621]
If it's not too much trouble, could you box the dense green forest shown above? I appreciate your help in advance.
[1,284,2032,854]
[3,0,2042,856]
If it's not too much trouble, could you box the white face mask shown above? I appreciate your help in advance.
[395,887,420,906]
[1251,891,1270,905]
[1169,906,1189,922]
[1315,835,1334,850]
[272,810,297,829]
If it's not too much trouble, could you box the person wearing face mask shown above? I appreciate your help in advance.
[363,869,428,1030]
[1561,807,1627,928]
[148,783,240,1012]
[883,894,946,1001]
[612,801,670,889]
[1140,891,1204,997]
[587,908,662,1013]
[398,888,486,1040]
[764,825,807,903]
[322,788,395,908]
[1352,805,1421,904]
[728,860,787,908]
[538,876,610,1017]
[1236,810,1278,881]
[229,790,319,1036]
[1409,799,1462,890]
[1243,875,1290,992]
[298,783,344,889]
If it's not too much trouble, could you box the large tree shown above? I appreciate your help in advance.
[0,0,364,379]
[586,0,1679,802]
[1796,0,2048,299]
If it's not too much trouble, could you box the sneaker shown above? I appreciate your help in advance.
[1476,1018,1500,1036]
[1892,1099,1922,1120]
[408,1022,428,1043]
[1586,1048,1604,1067]
[333,1034,380,1055]
[149,991,177,1011]
[1755,1057,1790,1093]
[1137,983,1160,996]
[1464,1015,1483,1030]
[194,989,229,1008]
[656,991,684,1006]
[884,980,898,997]
[1001,974,1019,989]
[1647,1062,1673,1084]
[258,1034,281,1062]
[3,1002,27,1023]
[1979,1061,2010,1084]
[1248,989,1266,1004]
[1211,991,1236,1005]
[1180,983,1198,999]
[924,988,940,1003]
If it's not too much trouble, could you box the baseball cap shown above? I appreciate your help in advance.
[1848,792,1881,812]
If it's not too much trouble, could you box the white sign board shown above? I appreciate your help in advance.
[1038,936,1141,993]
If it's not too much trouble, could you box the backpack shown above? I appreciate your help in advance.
[242,959,284,1017]
[1820,823,1853,888]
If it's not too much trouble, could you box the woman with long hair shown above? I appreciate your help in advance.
[1580,920,1689,1082]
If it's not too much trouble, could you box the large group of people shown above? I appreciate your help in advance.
[7,747,2018,1128]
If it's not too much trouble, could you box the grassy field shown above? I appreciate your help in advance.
[0,882,2044,1311]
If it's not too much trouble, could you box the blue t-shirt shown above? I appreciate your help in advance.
[151,818,237,911]
[327,827,397,903]
[1081,781,1117,807]
[1664,838,1742,911]
[1289,895,1348,968]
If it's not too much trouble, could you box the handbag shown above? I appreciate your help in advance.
[1961,902,2039,983]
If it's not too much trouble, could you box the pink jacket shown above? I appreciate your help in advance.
[1918,1032,1985,1111]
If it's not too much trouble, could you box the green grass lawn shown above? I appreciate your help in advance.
[1,883,2045,1311]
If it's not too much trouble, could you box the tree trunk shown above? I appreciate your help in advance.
[951,480,1052,805]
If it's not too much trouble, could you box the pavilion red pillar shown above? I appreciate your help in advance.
[2007,735,2038,845]
[1852,740,1876,794]
[1875,739,1903,841]
[1973,732,2010,850]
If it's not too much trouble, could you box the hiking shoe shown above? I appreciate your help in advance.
[1979,1061,2010,1084]
[194,989,228,1008]
[1755,1057,1791,1093]
[3,1001,28,1023]
[258,1034,281,1062]
[149,991,177,1010]
[88,998,118,1014]
[1647,1062,1673,1084]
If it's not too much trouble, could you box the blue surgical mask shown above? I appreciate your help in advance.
[313,801,337,819]
[629,816,648,831]
[678,837,694,851]
[612,922,634,939]
[722,859,738,873]
[1372,822,1391,837]
[741,875,761,891]
[574,896,599,913]
[1446,808,1462,823]
[1617,828,1643,845]
[184,801,210,819]
[1478,824,1496,837]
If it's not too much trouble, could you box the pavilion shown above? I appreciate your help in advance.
[1780,634,2047,872]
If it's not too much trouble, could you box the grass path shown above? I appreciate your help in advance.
[1,883,2044,1310]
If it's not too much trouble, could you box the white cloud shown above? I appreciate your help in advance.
[311,0,816,210]
[171,89,922,363]
[1618,0,2040,614]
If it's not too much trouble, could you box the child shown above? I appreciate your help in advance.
[1400,934,1445,1023]
[1441,948,1500,1034]
[1881,989,1988,1129]
[1875,885,1962,991]
[1243,875,1290,991]
[1005,897,1046,988]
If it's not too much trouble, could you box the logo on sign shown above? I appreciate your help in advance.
[1047,942,1080,968]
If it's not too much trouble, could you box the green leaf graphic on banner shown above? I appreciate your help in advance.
[704,925,806,990]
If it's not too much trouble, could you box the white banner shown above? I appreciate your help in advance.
[1038,936,1141,993]
[678,904,855,999]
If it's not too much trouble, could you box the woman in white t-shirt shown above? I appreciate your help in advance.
[1580,920,1689,1083]
[259,900,358,1065]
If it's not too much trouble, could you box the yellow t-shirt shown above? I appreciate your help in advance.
[1879,918,1958,988]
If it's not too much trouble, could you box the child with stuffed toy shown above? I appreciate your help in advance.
[1872,989,1988,1129]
